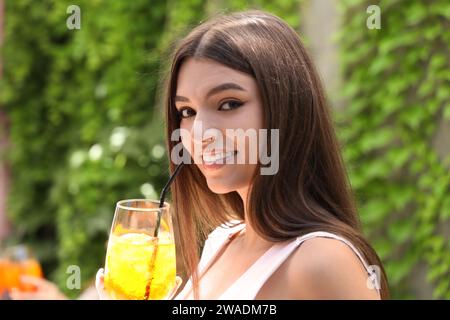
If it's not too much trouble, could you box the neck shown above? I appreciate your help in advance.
[236,186,273,250]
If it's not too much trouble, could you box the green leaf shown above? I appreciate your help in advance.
[433,280,450,299]
[444,104,450,120]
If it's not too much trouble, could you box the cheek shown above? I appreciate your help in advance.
[232,104,264,163]
[179,121,194,155]
[237,102,264,132]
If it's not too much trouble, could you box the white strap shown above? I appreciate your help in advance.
[220,231,381,299]
[175,229,381,299]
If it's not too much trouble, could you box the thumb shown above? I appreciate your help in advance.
[95,268,104,288]
[20,275,51,290]
[95,268,112,300]
[165,276,183,300]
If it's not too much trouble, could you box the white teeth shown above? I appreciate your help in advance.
[203,151,236,164]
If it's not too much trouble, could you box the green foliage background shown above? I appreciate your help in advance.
[338,0,450,299]
[1,0,173,296]
[1,0,449,299]
[0,0,299,298]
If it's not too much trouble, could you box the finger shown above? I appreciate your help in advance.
[19,275,49,289]
[96,268,104,287]
[9,288,34,300]
[9,289,23,300]
[95,268,112,300]
[175,276,183,290]
[165,277,183,300]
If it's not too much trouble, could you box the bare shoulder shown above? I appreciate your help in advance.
[282,237,380,300]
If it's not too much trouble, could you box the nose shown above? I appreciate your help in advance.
[191,113,221,149]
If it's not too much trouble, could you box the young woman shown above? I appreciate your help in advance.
[98,10,389,300]
[166,9,389,300]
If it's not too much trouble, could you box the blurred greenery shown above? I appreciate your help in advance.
[1,0,449,299]
[1,0,172,297]
[338,0,450,299]
[0,0,300,298]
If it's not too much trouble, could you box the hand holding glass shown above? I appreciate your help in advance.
[103,199,176,300]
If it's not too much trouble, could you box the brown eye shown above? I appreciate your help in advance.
[218,100,244,111]
[178,107,196,119]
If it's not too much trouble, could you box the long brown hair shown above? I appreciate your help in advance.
[163,10,389,299]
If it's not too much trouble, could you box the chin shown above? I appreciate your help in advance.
[206,181,234,194]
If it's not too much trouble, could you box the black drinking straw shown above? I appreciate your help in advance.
[145,162,185,300]
[153,162,185,238]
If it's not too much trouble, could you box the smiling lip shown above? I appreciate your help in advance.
[201,150,238,171]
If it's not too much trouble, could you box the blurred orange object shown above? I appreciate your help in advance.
[1,258,20,290]
[0,258,10,296]
[18,258,43,291]
[0,245,43,296]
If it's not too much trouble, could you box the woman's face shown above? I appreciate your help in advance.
[175,57,264,194]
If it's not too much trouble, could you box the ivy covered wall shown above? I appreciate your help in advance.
[1,0,449,299]
[338,0,450,298]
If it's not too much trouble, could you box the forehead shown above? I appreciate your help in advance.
[176,58,254,96]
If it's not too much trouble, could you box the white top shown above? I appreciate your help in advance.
[174,220,381,299]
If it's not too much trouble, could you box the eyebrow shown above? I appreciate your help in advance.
[175,82,246,103]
